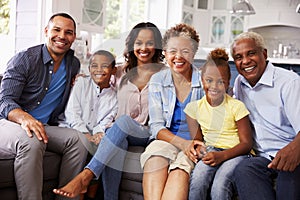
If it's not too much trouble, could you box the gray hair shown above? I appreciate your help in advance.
[230,32,267,56]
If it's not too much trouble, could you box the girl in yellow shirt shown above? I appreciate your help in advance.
[184,48,253,200]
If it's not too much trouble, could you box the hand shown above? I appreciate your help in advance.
[202,151,224,167]
[8,108,48,143]
[71,74,88,87]
[268,142,300,172]
[90,132,104,145]
[84,133,93,142]
[20,115,48,143]
[184,140,205,163]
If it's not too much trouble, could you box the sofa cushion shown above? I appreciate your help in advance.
[0,151,62,200]
[0,159,15,188]
[120,146,145,197]
[0,187,18,200]
[122,146,144,181]
[43,151,62,181]
[119,189,144,200]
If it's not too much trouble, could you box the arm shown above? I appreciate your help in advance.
[148,74,192,150]
[92,102,118,144]
[8,108,48,143]
[92,94,118,135]
[0,55,27,117]
[268,77,300,171]
[157,128,193,152]
[0,53,48,143]
[186,114,205,163]
[186,114,202,141]
[268,132,300,171]
[64,78,90,133]
[202,116,252,166]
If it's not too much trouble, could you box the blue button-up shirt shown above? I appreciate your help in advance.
[234,62,300,159]
[0,44,80,125]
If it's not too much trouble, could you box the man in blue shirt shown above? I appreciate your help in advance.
[0,13,87,200]
[231,31,300,200]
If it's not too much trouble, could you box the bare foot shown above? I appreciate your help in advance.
[53,169,95,198]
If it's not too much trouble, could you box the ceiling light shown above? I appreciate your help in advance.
[296,3,300,13]
[230,0,256,15]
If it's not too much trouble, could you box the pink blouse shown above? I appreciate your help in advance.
[116,80,149,125]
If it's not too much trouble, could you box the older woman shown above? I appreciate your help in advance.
[141,23,204,200]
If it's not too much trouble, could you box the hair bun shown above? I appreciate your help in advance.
[209,48,229,61]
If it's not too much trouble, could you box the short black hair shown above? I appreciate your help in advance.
[48,13,76,33]
[90,50,116,68]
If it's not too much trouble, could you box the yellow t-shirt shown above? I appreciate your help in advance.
[184,94,249,149]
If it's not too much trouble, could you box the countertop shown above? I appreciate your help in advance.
[268,58,300,65]
[195,47,300,65]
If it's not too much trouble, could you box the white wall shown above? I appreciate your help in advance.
[15,0,40,52]
[2,0,299,74]
[247,0,300,29]
[0,0,16,73]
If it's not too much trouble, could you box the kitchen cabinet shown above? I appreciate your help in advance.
[247,0,300,29]
[80,0,105,32]
[52,0,105,33]
[182,0,245,47]
[149,0,300,50]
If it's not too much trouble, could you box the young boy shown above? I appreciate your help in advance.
[63,50,118,150]
[62,50,118,199]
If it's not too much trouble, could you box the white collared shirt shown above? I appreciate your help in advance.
[63,76,118,135]
[234,62,300,158]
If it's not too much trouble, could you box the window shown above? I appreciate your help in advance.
[184,0,194,8]
[230,16,244,42]
[182,11,193,25]
[198,0,208,9]
[81,0,105,32]
[211,16,225,43]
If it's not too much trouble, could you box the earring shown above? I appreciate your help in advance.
[163,58,167,65]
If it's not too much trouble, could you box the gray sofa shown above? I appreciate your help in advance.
[0,147,144,200]
[120,146,144,200]
[0,151,62,200]
[0,74,145,200]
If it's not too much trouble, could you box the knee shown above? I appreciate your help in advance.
[190,170,206,187]
[190,167,212,187]
[64,128,88,155]
[119,139,128,149]
[211,175,230,190]
[190,166,203,182]
[77,138,89,155]
[115,115,131,126]
[65,128,86,146]
[18,137,46,157]
[232,159,255,186]
[143,156,169,172]
[234,159,248,175]
[211,173,235,198]
[113,115,130,128]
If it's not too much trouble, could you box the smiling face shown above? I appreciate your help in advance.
[164,36,195,77]
[44,16,76,60]
[202,65,230,107]
[133,29,156,65]
[89,54,116,88]
[232,38,268,86]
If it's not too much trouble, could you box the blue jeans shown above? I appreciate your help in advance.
[189,147,247,200]
[86,115,150,200]
[233,156,300,200]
